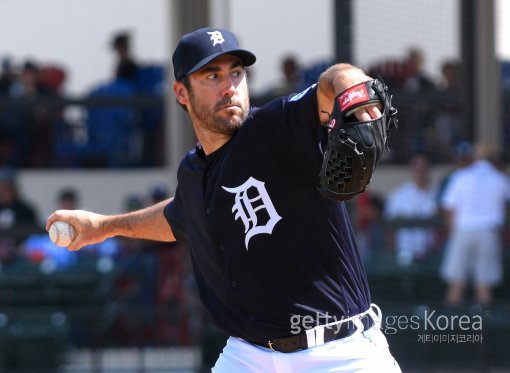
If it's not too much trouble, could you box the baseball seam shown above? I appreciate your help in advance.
[66,225,72,243]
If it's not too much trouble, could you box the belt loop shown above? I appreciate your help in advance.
[353,316,364,333]
[315,326,325,345]
[305,329,316,348]
[369,303,382,329]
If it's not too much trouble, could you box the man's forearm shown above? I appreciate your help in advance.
[107,199,176,242]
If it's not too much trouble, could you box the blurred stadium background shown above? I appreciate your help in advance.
[0,0,509,372]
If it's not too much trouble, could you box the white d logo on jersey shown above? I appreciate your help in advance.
[207,31,225,46]
[222,177,282,249]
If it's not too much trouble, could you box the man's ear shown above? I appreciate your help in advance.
[173,81,188,105]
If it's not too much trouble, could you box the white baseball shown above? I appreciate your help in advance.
[49,221,77,247]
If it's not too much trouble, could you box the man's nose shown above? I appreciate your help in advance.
[222,78,237,96]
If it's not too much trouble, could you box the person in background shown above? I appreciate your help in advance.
[111,31,139,85]
[436,141,474,206]
[0,57,15,96]
[0,167,38,266]
[402,47,435,92]
[434,61,463,156]
[267,54,303,97]
[0,167,38,230]
[253,54,303,106]
[384,154,438,266]
[8,60,56,167]
[58,187,79,210]
[148,183,169,205]
[440,143,510,307]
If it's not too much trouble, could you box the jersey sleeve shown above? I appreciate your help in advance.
[252,84,327,185]
[163,187,187,243]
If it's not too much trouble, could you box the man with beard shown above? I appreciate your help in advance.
[47,27,400,372]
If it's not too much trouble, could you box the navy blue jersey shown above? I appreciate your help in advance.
[164,85,371,343]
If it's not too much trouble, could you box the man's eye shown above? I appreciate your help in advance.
[232,71,242,78]
[207,73,218,80]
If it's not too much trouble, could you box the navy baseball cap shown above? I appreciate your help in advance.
[455,141,473,158]
[172,27,256,81]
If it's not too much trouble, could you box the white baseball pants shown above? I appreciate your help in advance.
[212,323,401,372]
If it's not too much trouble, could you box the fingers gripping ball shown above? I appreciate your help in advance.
[49,221,77,247]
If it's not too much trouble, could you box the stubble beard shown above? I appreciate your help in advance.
[188,90,249,136]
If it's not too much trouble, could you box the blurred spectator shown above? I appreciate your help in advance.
[111,31,140,85]
[0,167,39,266]
[0,58,15,163]
[149,182,169,204]
[252,57,334,107]
[269,55,302,96]
[57,31,161,168]
[0,57,15,96]
[368,49,439,162]
[434,60,464,154]
[2,60,62,167]
[104,31,141,167]
[384,154,438,265]
[124,193,144,212]
[402,47,435,92]
[440,144,510,307]
[368,47,435,92]
[38,64,67,95]
[436,141,474,205]
[10,60,50,98]
[403,49,438,161]
[438,60,461,92]
[0,167,38,229]
[58,187,79,210]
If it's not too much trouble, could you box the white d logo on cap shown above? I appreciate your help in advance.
[207,31,225,46]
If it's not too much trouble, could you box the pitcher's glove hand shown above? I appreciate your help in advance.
[318,78,398,201]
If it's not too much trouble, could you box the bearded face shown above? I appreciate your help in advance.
[187,82,250,136]
[177,55,251,137]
